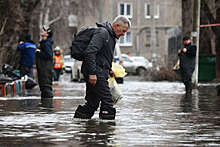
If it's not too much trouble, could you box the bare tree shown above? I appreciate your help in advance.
[0,17,7,36]
[202,1,220,80]
[0,0,101,67]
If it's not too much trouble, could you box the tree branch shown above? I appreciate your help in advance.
[202,1,220,34]
[47,11,63,26]
[32,0,40,9]
[0,17,8,36]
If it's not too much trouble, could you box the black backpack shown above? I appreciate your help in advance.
[71,27,97,61]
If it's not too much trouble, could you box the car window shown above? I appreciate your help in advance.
[64,57,74,62]
[132,57,149,64]
[122,56,133,62]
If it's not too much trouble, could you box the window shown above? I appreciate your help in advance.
[145,3,151,19]
[145,3,160,19]
[120,32,132,46]
[156,31,159,47]
[154,5,160,19]
[145,30,151,47]
[119,3,132,18]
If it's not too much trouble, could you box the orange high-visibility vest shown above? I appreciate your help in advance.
[54,56,62,69]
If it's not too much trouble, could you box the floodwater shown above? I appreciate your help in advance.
[0,74,220,147]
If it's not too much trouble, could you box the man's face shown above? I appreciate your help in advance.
[55,51,60,55]
[183,39,191,45]
[113,23,129,39]
[41,29,48,38]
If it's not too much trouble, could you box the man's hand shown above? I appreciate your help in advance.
[35,49,40,53]
[19,41,24,44]
[89,75,97,86]
[109,70,115,77]
[178,49,181,54]
[183,48,187,53]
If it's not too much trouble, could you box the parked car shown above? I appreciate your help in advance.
[121,54,152,75]
[64,55,75,73]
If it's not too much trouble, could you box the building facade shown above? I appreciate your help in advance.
[78,0,182,66]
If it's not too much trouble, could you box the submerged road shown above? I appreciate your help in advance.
[0,74,220,146]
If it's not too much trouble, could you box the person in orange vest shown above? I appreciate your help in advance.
[126,52,131,56]
[53,46,64,81]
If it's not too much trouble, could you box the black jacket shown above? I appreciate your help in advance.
[81,22,117,80]
[178,43,197,73]
[37,37,54,60]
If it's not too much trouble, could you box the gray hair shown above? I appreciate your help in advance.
[112,15,131,29]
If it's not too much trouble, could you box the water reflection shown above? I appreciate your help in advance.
[1,78,220,146]
[75,119,116,146]
[180,94,194,112]
[0,98,63,113]
[0,99,40,112]
[40,98,54,108]
[53,83,62,97]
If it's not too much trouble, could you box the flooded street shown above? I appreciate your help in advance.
[1,74,220,147]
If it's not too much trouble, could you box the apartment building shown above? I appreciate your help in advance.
[78,0,182,65]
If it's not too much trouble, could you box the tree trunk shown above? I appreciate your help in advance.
[215,7,220,81]
[216,36,220,81]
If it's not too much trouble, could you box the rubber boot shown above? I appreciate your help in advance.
[41,90,53,99]
[74,105,94,119]
[41,98,53,108]
[99,106,116,120]
[185,86,192,97]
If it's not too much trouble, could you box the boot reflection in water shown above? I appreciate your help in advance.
[41,98,54,108]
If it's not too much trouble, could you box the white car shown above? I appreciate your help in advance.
[121,54,152,75]
[64,55,75,73]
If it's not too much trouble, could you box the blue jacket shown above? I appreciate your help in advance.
[17,41,36,67]
[37,38,54,60]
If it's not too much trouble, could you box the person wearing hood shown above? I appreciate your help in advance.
[35,25,54,100]
[74,15,131,120]
[178,36,197,96]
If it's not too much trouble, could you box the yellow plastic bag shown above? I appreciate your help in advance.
[173,59,180,71]
[112,62,127,77]
[108,77,123,105]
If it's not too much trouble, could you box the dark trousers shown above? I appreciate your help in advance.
[53,69,61,81]
[76,79,114,117]
[85,79,114,110]
[180,69,193,92]
[36,56,53,98]
[19,65,33,78]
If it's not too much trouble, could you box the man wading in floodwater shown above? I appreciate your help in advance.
[74,16,131,120]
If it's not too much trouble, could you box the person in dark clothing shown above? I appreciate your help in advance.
[178,36,197,95]
[35,25,54,99]
[17,34,36,78]
[74,16,131,120]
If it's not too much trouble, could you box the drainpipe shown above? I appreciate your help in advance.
[192,0,201,87]
[136,0,141,56]
[98,0,102,22]
[151,0,157,63]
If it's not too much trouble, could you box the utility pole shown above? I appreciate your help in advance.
[136,0,141,56]
[151,0,157,63]
[98,0,102,22]
[192,0,201,87]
